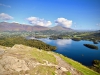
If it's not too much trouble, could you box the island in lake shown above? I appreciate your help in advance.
[83,44,98,50]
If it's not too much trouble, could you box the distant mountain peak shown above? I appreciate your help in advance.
[51,25,73,31]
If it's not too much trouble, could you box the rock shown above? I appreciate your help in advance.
[0,64,5,72]
[0,56,29,72]
[0,49,5,56]
[60,67,68,71]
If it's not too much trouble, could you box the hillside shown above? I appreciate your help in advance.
[0,37,56,51]
[0,44,99,75]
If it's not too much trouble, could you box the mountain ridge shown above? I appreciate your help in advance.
[0,22,73,32]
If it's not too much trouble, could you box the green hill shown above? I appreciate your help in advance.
[0,44,99,75]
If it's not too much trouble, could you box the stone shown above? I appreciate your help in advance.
[0,56,30,72]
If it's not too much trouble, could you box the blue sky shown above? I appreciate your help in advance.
[0,0,100,30]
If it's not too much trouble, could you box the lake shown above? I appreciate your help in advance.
[39,38,100,66]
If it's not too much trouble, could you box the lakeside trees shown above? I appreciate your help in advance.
[0,37,56,51]
[89,60,100,73]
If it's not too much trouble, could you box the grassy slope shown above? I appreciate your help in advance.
[23,46,57,75]
[29,65,56,75]
[56,53,99,75]
[30,49,57,64]
[25,47,57,75]
[30,47,100,75]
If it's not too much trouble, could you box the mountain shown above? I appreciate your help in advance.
[0,22,73,32]
[0,44,99,75]
[51,25,73,31]
[32,25,50,31]
[0,22,49,31]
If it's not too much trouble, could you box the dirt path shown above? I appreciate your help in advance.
[52,54,83,75]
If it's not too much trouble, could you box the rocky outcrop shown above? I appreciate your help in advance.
[0,44,83,75]
[0,56,29,72]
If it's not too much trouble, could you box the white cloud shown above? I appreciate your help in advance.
[3,21,7,22]
[96,23,100,26]
[0,13,13,20]
[27,17,52,27]
[56,39,72,46]
[22,23,27,25]
[55,18,72,28]
[12,21,19,23]
[0,3,11,8]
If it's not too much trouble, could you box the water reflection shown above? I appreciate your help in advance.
[26,36,36,40]
[56,39,72,46]
[39,38,52,43]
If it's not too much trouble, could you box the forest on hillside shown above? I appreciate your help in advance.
[0,37,56,51]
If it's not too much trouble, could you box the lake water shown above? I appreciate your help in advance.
[39,38,100,66]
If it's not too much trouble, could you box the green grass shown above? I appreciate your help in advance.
[30,49,57,64]
[0,45,10,49]
[57,54,99,75]
[66,71,71,75]
[29,65,56,75]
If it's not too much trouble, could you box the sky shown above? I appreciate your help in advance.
[0,0,100,30]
